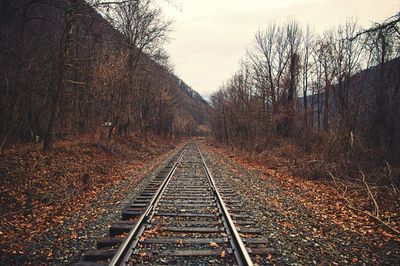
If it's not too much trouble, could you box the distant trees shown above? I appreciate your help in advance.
[210,13,400,164]
[0,0,208,151]
[213,21,305,148]
[356,14,400,155]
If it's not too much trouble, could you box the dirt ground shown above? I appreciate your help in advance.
[0,135,182,265]
[1,138,399,265]
[201,141,400,265]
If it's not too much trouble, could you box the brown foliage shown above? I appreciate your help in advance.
[210,15,400,178]
[0,134,178,261]
[204,141,400,239]
[0,0,208,150]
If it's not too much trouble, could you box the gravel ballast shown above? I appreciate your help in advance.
[3,144,183,265]
[201,143,400,265]
[6,141,398,265]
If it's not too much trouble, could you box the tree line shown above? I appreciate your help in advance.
[0,0,208,151]
[210,14,400,168]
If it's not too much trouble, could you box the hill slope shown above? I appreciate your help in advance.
[0,0,209,145]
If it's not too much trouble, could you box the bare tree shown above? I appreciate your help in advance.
[103,0,171,64]
[301,25,314,130]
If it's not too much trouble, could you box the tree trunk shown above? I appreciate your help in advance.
[44,8,74,150]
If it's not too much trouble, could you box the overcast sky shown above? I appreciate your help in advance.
[158,0,400,99]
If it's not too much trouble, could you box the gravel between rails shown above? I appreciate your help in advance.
[200,143,400,265]
[4,144,184,266]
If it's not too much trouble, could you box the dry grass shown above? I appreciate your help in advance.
[206,133,400,236]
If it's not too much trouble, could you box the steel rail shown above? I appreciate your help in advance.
[109,145,186,266]
[196,142,254,266]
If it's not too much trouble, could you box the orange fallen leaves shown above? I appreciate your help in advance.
[209,241,218,247]
[280,221,294,228]
[381,231,396,238]
[0,138,181,264]
[220,250,225,258]
[204,142,400,242]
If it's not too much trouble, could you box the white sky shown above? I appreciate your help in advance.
[158,0,400,99]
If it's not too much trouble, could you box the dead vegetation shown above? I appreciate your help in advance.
[205,138,400,240]
[208,14,400,241]
[0,134,178,261]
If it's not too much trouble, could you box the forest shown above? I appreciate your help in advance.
[1,0,400,264]
[207,13,400,242]
[0,0,209,151]
[210,14,400,182]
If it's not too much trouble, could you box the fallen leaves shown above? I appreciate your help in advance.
[202,141,400,263]
[209,241,218,247]
[204,142,400,241]
[144,227,159,238]
[70,232,78,239]
[0,137,182,264]
[138,252,147,257]
[280,221,294,228]
[381,231,396,238]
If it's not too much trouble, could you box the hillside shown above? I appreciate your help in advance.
[302,56,400,157]
[0,0,209,148]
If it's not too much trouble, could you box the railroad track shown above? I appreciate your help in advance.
[75,142,273,266]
